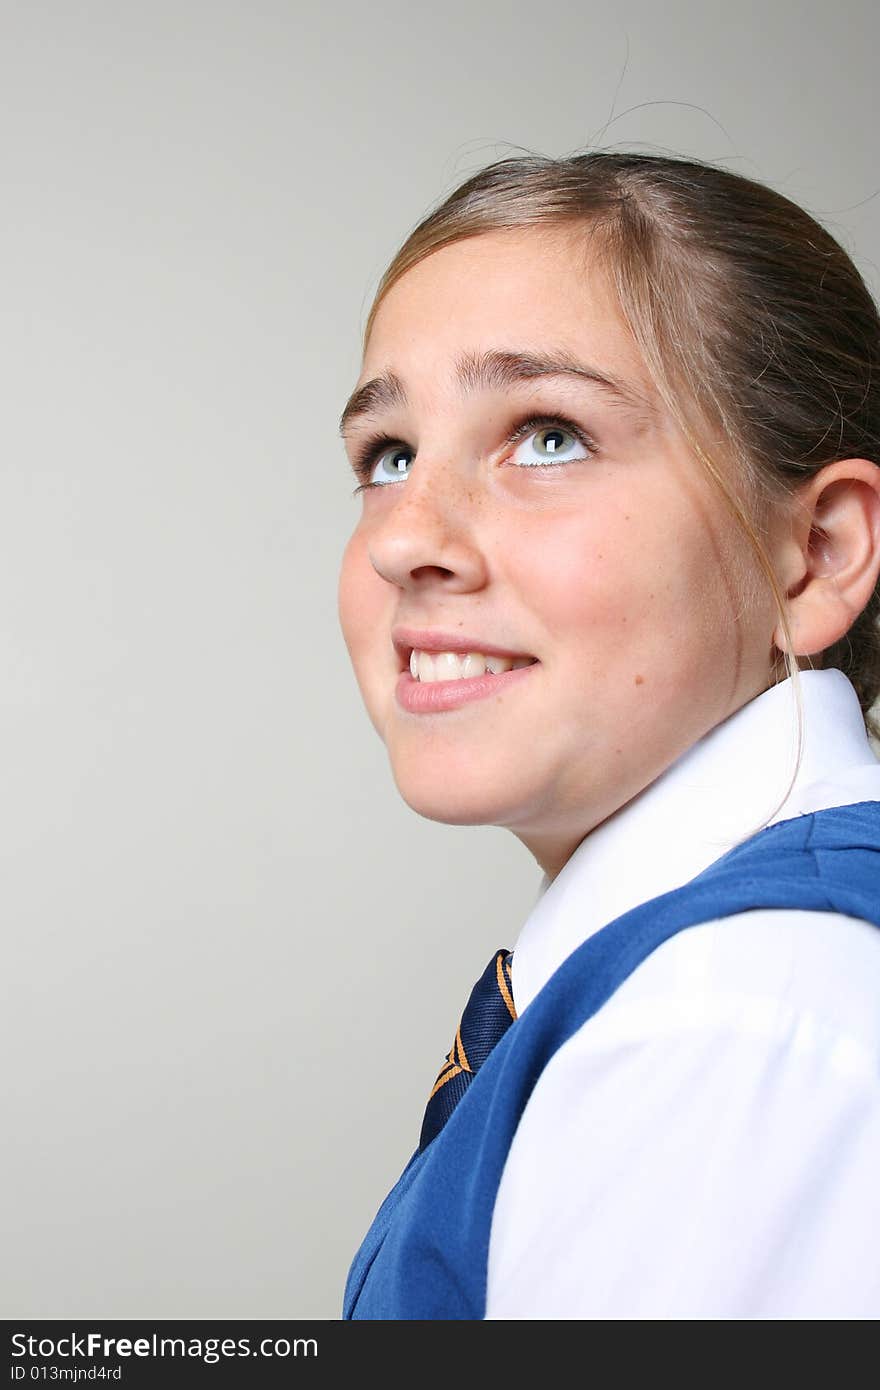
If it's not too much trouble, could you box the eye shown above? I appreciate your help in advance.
[507,415,595,468]
[360,440,414,487]
[349,411,597,495]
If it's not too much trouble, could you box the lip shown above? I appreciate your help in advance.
[391,625,537,672]
[395,662,538,714]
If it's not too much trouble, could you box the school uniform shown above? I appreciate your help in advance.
[344,668,880,1319]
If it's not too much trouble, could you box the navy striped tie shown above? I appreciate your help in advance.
[418,949,517,1152]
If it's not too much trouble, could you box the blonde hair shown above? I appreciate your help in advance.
[361,151,880,834]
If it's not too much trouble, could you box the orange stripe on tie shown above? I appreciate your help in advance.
[496,952,517,1021]
[429,1063,463,1100]
[455,1024,472,1073]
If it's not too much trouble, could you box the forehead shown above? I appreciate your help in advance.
[362,225,649,391]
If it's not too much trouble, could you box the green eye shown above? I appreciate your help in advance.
[510,422,592,467]
[370,444,413,485]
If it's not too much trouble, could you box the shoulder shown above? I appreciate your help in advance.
[486,909,880,1317]
[585,906,880,1059]
[512,908,880,1133]
[509,905,880,1082]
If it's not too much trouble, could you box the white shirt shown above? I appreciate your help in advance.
[485,670,880,1319]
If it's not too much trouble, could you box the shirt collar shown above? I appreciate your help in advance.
[511,669,880,1014]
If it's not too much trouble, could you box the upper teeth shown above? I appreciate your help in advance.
[409,650,535,682]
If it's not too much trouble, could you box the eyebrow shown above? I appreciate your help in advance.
[338,347,656,438]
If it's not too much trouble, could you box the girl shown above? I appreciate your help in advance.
[336,151,880,1319]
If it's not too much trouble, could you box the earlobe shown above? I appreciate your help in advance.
[771,459,880,659]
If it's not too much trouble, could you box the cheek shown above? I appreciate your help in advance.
[517,509,733,681]
[338,532,385,669]
[511,510,663,646]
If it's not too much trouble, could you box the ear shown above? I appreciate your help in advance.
[771,458,880,659]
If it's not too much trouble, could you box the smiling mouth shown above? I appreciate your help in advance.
[407,649,538,683]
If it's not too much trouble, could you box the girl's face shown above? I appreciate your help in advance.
[337,226,780,877]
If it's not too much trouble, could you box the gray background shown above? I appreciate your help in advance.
[2,0,877,1319]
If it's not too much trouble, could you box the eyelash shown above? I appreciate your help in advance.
[350,411,599,495]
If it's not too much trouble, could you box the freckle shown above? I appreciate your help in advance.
[597,552,603,559]
[634,674,644,685]
[624,514,630,520]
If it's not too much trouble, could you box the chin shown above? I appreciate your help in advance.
[401,796,498,827]
[389,755,536,828]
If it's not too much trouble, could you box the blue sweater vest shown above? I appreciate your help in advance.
[343,800,880,1320]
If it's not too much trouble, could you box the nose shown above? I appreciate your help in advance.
[366,455,489,594]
